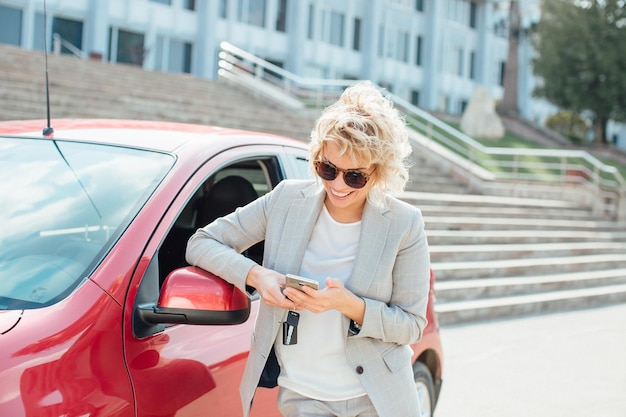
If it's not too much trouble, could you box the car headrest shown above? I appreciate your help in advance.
[196,175,258,226]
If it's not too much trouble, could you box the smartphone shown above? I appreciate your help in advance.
[285,274,319,291]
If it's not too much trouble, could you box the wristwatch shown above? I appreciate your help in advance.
[348,320,362,336]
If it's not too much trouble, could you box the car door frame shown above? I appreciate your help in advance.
[122,143,308,417]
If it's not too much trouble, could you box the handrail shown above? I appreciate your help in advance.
[218,41,626,222]
[52,33,87,59]
[389,93,626,190]
[219,41,366,108]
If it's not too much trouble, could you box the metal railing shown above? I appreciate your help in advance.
[218,42,361,109]
[52,33,87,59]
[218,41,626,222]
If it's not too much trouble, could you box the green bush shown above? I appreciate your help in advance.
[545,111,588,143]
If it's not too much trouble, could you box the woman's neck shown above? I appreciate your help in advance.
[324,200,364,224]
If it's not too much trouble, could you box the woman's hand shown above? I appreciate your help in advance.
[245,265,296,310]
[283,277,365,325]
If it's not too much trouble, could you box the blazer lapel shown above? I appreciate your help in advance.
[347,198,391,293]
[273,182,325,275]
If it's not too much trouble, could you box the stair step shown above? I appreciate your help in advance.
[417,204,593,220]
[429,242,626,262]
[424,216,623,232]
[399,191,581,209]
[433,254,626,280]
[435,269,626,301]
[426,226,626,246]
[435,283,626,324]
[406,184,471,194]
[425,229,626,244]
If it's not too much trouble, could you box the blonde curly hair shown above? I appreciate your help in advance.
[309,82,413,205]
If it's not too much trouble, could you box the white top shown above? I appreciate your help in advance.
[275,205,366,400]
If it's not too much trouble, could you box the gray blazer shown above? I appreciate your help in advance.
[186,179,431,417]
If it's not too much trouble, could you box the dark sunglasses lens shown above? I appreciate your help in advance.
[344,171,367,189]
[317,161,338,180]
[316,161,369,189]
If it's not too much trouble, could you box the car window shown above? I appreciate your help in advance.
[157,156,283,284]
[0,137,174,310]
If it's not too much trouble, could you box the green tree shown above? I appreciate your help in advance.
[532,0,626,144]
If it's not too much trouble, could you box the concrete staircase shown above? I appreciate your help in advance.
[402,155,626,325]
[0,44,316,140]
[3,43,625,325]
[429,199,626,325]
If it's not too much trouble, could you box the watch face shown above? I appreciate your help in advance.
[349,320,362,335]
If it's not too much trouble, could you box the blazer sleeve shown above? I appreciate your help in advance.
[353,201,430,346]
[185,182,276,293]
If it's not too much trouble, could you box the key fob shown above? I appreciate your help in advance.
[282,311,300,345]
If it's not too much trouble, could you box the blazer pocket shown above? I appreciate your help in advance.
[382,344,413,373]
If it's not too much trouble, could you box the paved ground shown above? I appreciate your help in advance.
[434,304,626,417]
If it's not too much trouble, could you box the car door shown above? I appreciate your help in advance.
[122,145,308,417]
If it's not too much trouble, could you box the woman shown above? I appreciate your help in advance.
[186,82,431,417]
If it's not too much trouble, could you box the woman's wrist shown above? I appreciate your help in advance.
[245,265,262,289]
[342,292,365,325]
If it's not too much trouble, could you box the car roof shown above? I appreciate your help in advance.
[0,119,308,152]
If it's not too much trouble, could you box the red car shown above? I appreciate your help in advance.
[0,119,443,417]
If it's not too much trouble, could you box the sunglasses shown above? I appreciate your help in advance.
[314,159,372,189]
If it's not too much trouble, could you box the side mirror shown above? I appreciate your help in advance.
[138,266,250,326]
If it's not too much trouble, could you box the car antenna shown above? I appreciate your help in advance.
[42,0,54,138]
[39,1,100,218]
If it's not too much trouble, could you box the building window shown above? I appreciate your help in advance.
[34,13,45,50]
[168,40,193,73]
[469,1,477,28]
[353,17,361,51]
[307,4,314,39]
[327,11,345,47]
[447,0,470,24]
[219,0,228,18]
[113,29,146,66]
[415,35,422,66]
[415,0,424,12]
[386,29,394,58]
[397,31,409,62]
[150,0,171,5]
[469,50,476,80]
[460,99,468,113]
[0,5,22,46]
[238,0,266,28]
[499,60,506,86]
[276,0,287,32]
[184,0,195,11]
[411,90,420,106]
[457,47,464,76]
[52,17,83,54]
[249,0,266,27]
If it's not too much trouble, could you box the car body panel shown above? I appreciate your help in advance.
[0,279,133,416]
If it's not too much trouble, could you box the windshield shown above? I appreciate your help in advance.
[0,137,174,310]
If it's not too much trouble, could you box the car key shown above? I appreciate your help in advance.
[283,310,300,345]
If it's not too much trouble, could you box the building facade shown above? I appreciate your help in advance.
[5,0,624,149]
[0,0,516,111]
